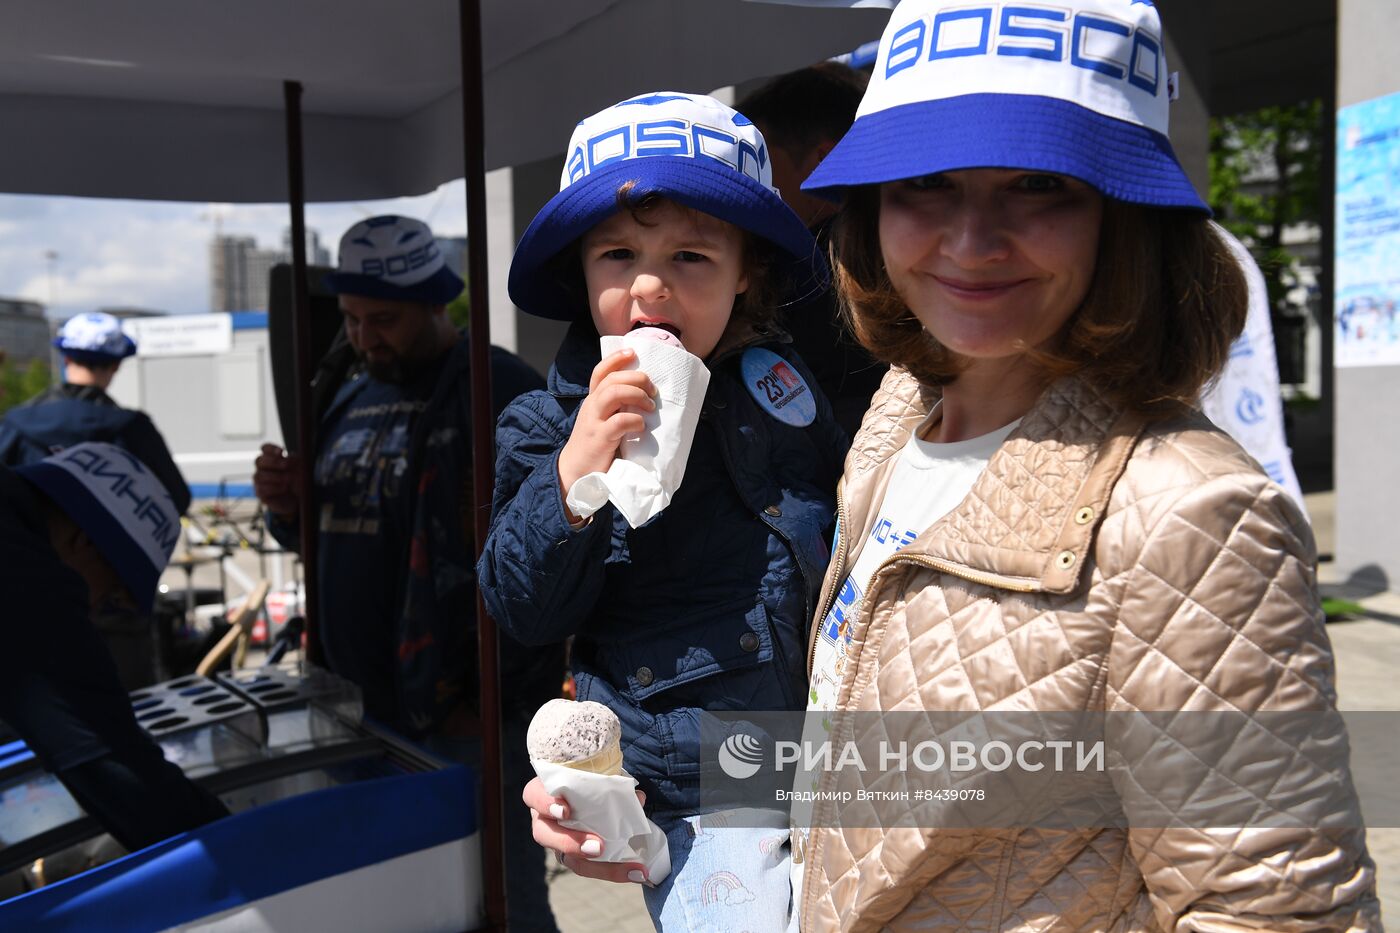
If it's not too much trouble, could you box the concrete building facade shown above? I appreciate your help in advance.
[211,231,330,313]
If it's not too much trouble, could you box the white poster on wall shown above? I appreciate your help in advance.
[1336,90,1400,368]
[121,313,232,357]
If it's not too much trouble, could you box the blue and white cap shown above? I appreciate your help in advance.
[509,92,826,320]
[324,215,465,305]
[15,443,181,613]
[52,312,137,364]
[803,0,1206,211]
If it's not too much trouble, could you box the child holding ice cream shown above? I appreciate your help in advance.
[477,92,844,929]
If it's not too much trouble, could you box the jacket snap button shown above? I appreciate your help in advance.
[1056,550,1077,569]
[1074,507,1094,525]
[764,505,782,517]
[635,667,654,687]
[739,632,760,652]
[712,398,727,410]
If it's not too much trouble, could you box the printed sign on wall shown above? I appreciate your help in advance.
[1336,90,1400,368]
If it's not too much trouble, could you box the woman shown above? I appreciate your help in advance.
[783,0,1379,929]
[527,0,1379,928]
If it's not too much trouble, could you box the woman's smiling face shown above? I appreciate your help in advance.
[878,168,1103,365]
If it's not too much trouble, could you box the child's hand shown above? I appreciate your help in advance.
[557,348,657,509]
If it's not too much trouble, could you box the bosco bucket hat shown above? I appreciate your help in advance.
[16,443,181,613]
[509,92,827,320]
[324,215,465,305]
[52,312,137,365]
[803,0,1207,212]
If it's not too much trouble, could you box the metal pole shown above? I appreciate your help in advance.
[283,79,321,663]
[457,2,507,929]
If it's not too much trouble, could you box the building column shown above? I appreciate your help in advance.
[1333,0,1400,590]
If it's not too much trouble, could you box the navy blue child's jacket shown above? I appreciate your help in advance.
[477,319,844,813]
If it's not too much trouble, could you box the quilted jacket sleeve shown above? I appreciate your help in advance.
[1105,471,1380,931]
[475,392,613,647]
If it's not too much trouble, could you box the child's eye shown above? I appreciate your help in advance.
[1013,173,1066,193]
[674,251,708,263]
[599,248,633,261]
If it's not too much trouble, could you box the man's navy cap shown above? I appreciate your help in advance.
[324,215,465,305]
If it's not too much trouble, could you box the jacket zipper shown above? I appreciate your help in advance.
[808,479,848,678]
[799,548,1039,928]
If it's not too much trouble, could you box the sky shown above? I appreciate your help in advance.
[0,179,468,320]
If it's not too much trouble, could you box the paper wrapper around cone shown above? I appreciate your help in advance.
[565,331,709,529]
[527,700,671,882]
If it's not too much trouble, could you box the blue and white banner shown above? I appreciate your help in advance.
[1200,227,1305,512]
[1336,90,1400,369]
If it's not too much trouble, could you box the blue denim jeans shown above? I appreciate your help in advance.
[642,808,795,932]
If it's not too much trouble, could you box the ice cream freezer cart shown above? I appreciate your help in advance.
[0,663,483,932]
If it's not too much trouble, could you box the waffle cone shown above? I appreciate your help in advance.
[558,742,623,775]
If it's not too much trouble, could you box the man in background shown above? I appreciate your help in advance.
[1,443,228,852]
[253,215,562,932]
[0,312,189,511]
[740,62,889,439]
[0,312,189,687]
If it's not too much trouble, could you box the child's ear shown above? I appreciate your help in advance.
[736,272,749,296]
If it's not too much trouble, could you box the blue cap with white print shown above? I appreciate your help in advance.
[509,92,827,320]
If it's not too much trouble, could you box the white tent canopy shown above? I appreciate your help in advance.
[0,0,888,203]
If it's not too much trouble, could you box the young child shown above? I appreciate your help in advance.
[477,92,845,929]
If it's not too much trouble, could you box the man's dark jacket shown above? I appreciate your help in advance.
[271,338,560,736]
[0,384,191,512]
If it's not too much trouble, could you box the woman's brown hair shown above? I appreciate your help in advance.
[546,182,781,335]
[830,184,1249,415]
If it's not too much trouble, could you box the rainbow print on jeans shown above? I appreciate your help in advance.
[700,871,756,907]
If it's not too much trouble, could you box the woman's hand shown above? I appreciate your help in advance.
[556,349,657,506]
[523,777,651,884]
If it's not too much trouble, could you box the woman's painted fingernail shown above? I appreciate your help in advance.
[580,838,603,857]
[549,803,566,820]
[627,870,646,884]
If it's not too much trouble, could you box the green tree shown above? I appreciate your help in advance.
[0,358,52,417]
[1209,99,1325,320]
[20,359,51,400]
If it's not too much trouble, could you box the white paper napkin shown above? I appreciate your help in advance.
[531,759,672,883]
[565,332,710,528]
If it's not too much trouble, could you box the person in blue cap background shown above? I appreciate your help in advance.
[0,443,227,853]
[0,311,189,513]
[0,311,189,688]
[780,0,1378,929]
[486,91,845,931]
[251,214,563,931]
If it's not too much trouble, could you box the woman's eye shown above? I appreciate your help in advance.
[905,173,950,191]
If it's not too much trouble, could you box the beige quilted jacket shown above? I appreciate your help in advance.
[797,369,1379,932]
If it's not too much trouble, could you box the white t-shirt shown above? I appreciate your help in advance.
[791,406,1019,892]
